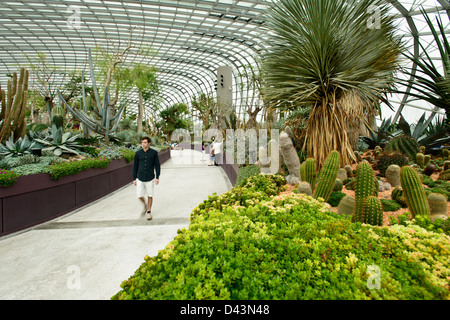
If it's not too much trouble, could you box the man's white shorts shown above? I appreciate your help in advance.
[136,178,155,198]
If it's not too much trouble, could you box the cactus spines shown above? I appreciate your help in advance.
[52,105,65,129]
[416,153,424,167]
[424,154,431,166]
[297,181,312,196]
[400,166,430,217]
[0,67,29,143]
[385,164,401,187]
[337,195,355,216]
[279,131,301,183]
[360,196,383,226]
[352,161,377,223]
[427,193,448,218]
[334,178,343,191]
[300,158,316,189]
[344,164,353,178]
[385,135,420,161]
[313,150,340,202]
[443,149,449,159]
[391,186,407,207]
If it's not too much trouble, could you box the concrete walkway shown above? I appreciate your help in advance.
[0,149,232,300]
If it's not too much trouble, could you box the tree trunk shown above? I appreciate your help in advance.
[137,89,143,132]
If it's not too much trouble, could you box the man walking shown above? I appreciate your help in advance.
[133,136,160,220]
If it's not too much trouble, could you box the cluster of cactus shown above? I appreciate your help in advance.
[0,67,29,143]
[385,135,420,161]
[352,161,382,226]
[400,166,430,217]
[51,105,65,129]
[416,152,432,168]
[313,150,340,202]
[442,149,449,159]
[376,151,409,177]
[57,48,127,146]
[391,186,407,207]
[300,157,316,188]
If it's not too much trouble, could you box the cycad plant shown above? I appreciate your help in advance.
[261,0,402,168]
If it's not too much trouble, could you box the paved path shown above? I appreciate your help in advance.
[0,149,231,300]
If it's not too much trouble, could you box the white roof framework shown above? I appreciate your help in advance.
[0,0,449,125]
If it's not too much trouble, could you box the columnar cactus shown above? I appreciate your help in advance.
[352,161,377,223]
[52,105,65,129]
[360,196,383,226]
[416,153,424,167]
[0,67,29,143]
[424,154,431,166]
[300,158,316,189]
[344,164,353,178]
[391,186,407,207]
[313,150,340,202]
[400,166,430,217]
[334,178,343,191]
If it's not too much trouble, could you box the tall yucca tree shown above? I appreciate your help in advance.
[262,0,403,168]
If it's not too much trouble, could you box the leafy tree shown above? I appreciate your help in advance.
[157,103,189,140]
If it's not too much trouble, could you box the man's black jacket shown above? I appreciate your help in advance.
[132,148,161,182]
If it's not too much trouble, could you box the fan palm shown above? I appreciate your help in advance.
[261,0,403,168]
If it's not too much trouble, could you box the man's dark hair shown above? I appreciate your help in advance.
[141,136,151,143]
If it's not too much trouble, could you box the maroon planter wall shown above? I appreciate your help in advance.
[0,148,170,237]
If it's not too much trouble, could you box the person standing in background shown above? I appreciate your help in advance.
[133,136,160,220]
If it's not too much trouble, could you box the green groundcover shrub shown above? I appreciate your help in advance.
[112,174,450,300]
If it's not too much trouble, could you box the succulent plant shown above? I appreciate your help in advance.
[391,186,407,207]
[52,105,65,129]
[400,166,430,217]
[352,161,377,223]
[0,67,29,143]
[337,195,355,216]
[344,164,353,178]
[416,153,424,167]
[57,48,127,146]
[279,131,301,182]
[385,164,401,187]
[376,151,409,177]
[0,136,36,158]
[313,150,340,202]
[423,163,437,176]
[300,158,316,189]
[33,124,81,156]
[427,193,448,217]
[359,195,383,226]
[334,178,343,191]
[297,181,312,196]
[385,135,420,161]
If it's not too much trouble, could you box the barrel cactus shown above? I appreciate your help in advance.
[337,195,355,216]
[297,181,312,196]
[334,178,343,191]
[385,164,401,187]
[313,150,340,202]
[385,135,420,161]
[400,166,430,217]
[391,186,407,207]
[427,193,448,218]
[359,196,383,226]
[416,153,424,167]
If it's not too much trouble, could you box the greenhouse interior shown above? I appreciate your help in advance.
[0,0,449,303]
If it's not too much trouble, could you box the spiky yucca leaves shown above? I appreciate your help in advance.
[262,0,402,169]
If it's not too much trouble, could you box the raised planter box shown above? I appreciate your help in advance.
[0,148,171,237]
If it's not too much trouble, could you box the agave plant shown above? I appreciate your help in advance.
[395,8,450,125]
[0,136,36,158]
[261,0,403,168]
[33,124,81,156]
[360,116,395,149]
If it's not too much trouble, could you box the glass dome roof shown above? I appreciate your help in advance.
[0,0,448,125]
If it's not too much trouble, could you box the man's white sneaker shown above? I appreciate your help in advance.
[146,211,153,220]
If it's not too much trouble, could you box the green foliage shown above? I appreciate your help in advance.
[0,169,18,187]
[119,149,136,163]
[327,191,346,207]
[380,199,402,212]
[112,175,450,300]
[390,213,450,236]
[400,166,431,218]
[313,150,340,202]
[157,103,189,140]
[0,136,36,158]
[235,165,260,187]
[46,156,111,180]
